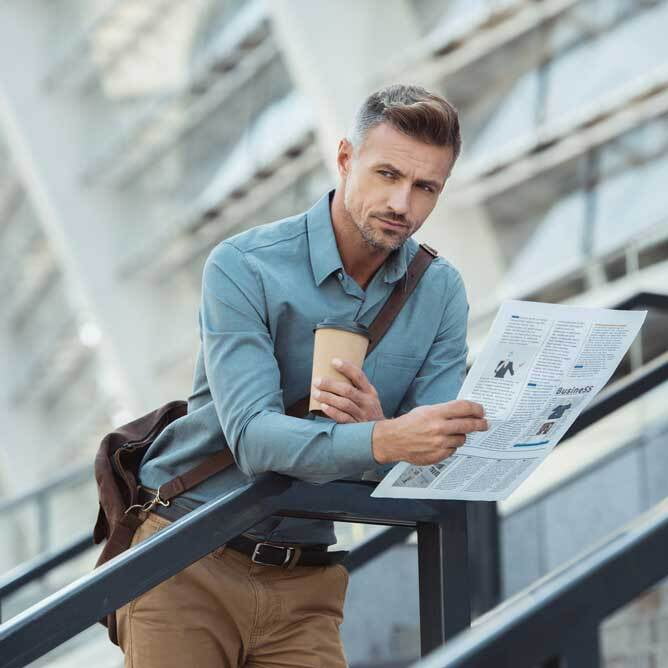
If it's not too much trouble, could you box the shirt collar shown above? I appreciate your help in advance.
[307,188,344,287]
[306,187,411,287]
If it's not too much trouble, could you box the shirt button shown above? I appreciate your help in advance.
[337,271,343,280]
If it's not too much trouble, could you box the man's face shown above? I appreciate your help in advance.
[338,122,455,253]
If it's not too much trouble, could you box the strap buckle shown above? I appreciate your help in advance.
[124,486,171,516]
[420,242,438,257]
[251,542,295,567]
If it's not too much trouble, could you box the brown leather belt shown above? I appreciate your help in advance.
[137,486,348,568]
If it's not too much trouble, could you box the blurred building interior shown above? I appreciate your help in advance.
[1,0,667,666]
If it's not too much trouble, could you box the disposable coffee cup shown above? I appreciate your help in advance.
[309,318,371,416]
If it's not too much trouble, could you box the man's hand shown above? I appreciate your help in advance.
[372,400,488,466]
[311,357,385,423]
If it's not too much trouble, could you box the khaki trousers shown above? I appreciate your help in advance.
[116,512,350,668]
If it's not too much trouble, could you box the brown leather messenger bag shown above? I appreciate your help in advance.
[92,242,438,645]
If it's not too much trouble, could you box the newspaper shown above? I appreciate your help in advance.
[371,300,646,501]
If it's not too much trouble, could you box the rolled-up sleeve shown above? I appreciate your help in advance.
[394,266,469,416]
[200,241,377,484]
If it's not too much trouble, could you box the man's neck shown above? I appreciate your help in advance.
[330,187,389,291]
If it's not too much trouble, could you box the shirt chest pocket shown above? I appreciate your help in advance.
[371,351,423,419]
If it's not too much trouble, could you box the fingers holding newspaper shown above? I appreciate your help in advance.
[371,400,488,466]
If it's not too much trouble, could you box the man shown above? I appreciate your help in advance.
[119,83,488,667]
[494,358,515,379]
[548,403,572,420]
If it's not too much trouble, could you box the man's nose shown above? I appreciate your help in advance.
[387,183,411,217]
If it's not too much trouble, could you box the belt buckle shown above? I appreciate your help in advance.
[251,542,295,567]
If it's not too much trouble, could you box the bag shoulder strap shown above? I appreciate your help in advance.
[159,450,235,501]
[367,242,437,355]
[156,242,439,502]
[284,242,438,418]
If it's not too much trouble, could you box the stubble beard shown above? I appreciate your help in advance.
[344,191,407,253]
[357,216,406,253]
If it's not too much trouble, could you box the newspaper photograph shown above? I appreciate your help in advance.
[371,300,647,501]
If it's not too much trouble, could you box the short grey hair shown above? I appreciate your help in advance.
[347,83,461,162]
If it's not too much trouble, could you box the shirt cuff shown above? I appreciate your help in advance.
[331,419,378,474]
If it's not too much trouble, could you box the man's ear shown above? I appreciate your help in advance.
[337,138,353,178]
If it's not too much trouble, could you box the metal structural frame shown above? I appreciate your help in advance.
[0,478,472,667]
[450,64,668,208]
[412,494,668,668]
[2,312,667,664]
[2,292,665,650]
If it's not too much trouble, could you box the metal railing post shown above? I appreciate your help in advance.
[417,501,470,656]
[467,500,501,617]
[36,491,50,555]
[563,625,600,668]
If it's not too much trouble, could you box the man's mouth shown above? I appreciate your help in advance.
[376,216,407,229]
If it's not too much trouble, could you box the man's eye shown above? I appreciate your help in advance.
[379,170,394,178]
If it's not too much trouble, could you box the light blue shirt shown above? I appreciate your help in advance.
[139,187,469,544]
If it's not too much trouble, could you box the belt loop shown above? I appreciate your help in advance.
[212,544,228,559]
[286,546,302,570]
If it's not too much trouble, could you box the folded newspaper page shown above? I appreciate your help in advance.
[371,300,647,501]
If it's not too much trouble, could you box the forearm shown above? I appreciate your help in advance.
[235,409,378,483]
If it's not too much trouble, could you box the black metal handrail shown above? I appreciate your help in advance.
[2,347,666,663]
[0,465,90,515]
[410,494,668,668]
[611,290,668,312]
[0,526,415,620]
[562,348,668,440]
[0,525,415,626]
[0,292,664,666]
[0,476,470,668]
[406,316,668,666]
[341,526,413,572]
[464,346,668,618]
[468,292,668,617]
[0,464,92,557]
[0,533,92,623]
